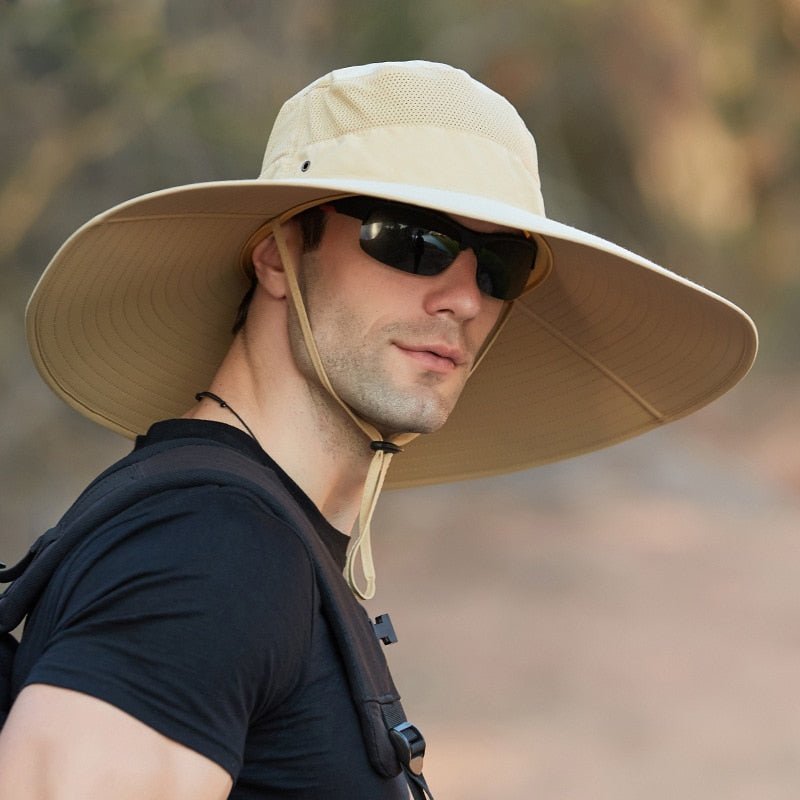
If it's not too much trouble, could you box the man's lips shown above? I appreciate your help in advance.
[394,342,467,371]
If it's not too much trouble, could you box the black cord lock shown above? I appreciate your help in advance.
[389,722,426,776]
[370,440,402,454]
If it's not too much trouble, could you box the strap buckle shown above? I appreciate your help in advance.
[372,613,398,645]
[389,721,426,776]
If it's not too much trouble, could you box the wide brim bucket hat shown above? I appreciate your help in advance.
[27,61,758,489]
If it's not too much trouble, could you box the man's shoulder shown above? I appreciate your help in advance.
[73,479,311,576]
[74,425,300,534]
[48,433,316,599]
[34,426,322,621]
[32,475,317,650]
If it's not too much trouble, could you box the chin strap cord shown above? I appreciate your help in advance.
[345,443,394,599]
[273,221,417,599]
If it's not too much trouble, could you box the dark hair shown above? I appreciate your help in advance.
[232,205,327,334]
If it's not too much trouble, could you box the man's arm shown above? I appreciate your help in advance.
[0,684,232,800]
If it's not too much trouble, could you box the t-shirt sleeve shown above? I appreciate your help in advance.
[22,485,315,780]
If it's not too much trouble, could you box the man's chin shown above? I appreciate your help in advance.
[367,405,453,439]
[346,380,461,438]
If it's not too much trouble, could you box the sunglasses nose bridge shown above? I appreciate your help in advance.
[424,247,487,314]
[452,231,493,294]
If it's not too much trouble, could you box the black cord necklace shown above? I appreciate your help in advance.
[197,393,400,455]
[195,391,258,441]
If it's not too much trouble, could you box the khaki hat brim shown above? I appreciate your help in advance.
[26,178,758,487]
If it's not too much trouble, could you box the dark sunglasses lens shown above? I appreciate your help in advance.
[360,213,460,276]
[355,204,536,301]
[476,239,537,300]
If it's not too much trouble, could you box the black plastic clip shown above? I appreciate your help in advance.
[390,722,426,776]
[370,440,402,454]
[373,613,398,645]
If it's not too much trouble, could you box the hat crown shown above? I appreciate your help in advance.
[260,61,546,216]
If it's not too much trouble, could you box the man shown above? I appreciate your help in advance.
[0,61,756,798]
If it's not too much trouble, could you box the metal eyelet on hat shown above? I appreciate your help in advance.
[301,160,311,172]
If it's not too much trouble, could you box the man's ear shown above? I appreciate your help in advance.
[251,221,299,300]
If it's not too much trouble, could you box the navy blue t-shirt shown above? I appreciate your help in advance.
[12,420,409,799]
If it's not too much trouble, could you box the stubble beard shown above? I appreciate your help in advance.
[317,322,462,437]
[287,273,466,440]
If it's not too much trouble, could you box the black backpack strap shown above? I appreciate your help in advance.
[1,441,434,797]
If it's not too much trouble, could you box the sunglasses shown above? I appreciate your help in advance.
[327,197,538,301]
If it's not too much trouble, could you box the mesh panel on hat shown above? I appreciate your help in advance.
[264,63,538,175]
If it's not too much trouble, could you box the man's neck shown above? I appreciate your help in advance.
[184,338,373,535]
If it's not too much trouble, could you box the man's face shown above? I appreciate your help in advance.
[289,204,507,437]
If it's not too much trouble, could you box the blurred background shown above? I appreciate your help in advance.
[1,0,798,797]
